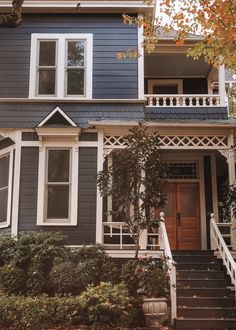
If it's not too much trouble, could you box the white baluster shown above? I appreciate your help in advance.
[156,97,160,107]
[176,97,180,106]
[163,97,167,106]
[209,96,213,106]
[189,97,193,106]
[149,97,153,106]
[196,97,200,106]
[203,97,206,106]
[170,97,173,106]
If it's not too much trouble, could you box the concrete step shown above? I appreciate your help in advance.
[178,307,236,318]
[176,262,221,270]
[175,317,236,329]
[177,278,228,288]
[174,255,217,262]
[178,297,235,308]
[172,250,214,256]
[177,270,224,279]
[177,287,234,297]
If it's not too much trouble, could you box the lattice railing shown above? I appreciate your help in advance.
[104,135,228,149]
[145,94,221,107]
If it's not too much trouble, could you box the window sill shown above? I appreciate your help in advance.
[0,223,10,229]
[36,222,77,226]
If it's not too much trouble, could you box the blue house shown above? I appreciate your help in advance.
[0,1,236,328]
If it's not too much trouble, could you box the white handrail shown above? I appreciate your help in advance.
[159,212,177,324]
[210,214,236,302]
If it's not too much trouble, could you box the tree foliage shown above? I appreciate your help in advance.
[0,0,24,27]
[97,125,168,258]
[120,0,236,73]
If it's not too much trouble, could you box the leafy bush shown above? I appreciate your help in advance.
[0,282,140,329]
[50,245,120,295]
[0,231,70,295]
[121,257,169,298]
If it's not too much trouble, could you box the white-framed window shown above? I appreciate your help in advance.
[37,142,78,226]
[0,149,13,228]
[29,34,93,99]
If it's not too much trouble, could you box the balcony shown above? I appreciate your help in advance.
[145,94,221,107]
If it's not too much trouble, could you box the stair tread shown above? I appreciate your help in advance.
[176,317,236,320]
[178,307,236,310]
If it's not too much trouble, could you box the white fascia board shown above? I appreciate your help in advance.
[37,106,77,127]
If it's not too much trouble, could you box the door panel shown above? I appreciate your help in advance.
[160,183,200,250]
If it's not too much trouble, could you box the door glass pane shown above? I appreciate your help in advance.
[67,69,84,95]
[48,149,70,183]
[180,186,198,217]
[67,41,84,67]
[47,185,69,219]
[0,155,9,188]
[38,69,56,95]
[0,188,8,223]
[39,41,56,66]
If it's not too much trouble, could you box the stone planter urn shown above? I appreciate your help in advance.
[142,297,168,327]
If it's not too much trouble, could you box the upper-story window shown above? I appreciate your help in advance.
[29,34,93,99]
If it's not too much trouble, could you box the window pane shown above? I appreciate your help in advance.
[67,41,84,67]
[48,149,70,182]
[47,185,69,219]
[38,69,56,95]
[67,69,84,95]
[0,189,8,223]
[39,41,56,66]
[0,155,9,189]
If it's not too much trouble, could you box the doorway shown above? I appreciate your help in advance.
[160,182,201,250]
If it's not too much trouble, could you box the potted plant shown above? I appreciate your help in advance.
[97,124,168,258]
[121,256,169,326]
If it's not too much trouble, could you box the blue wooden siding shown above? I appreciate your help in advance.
[0,14,138,99]
[18,146,97,245]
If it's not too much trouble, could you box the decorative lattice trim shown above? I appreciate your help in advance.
[104,135,228,149]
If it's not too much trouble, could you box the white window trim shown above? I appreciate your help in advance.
[37,141,79,226]
[148,79,183,94]
[0,147,14,229]
[29,33,93,100]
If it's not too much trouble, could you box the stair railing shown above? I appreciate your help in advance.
[159,212,177,324]
[210,213,236,302]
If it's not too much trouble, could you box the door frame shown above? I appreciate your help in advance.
[163,153,207,249]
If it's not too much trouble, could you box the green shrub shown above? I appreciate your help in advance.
[121,257,169,298]
[78,282,136,327]
[0,283,140,329]
[0,263,25,294]
[0,231,70,295]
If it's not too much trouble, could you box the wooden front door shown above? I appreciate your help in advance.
[161,183,201,250]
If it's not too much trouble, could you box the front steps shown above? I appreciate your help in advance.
[173,250,236,329]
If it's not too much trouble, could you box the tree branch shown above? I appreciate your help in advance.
[0,0,24,28]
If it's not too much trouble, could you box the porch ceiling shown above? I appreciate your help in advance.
[144,54,215,79]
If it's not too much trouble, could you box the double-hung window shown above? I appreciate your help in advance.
[29,34,93,99]
[0,151,13,228]
[37,142,78,226]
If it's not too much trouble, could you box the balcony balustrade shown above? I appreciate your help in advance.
[145,94,221,107]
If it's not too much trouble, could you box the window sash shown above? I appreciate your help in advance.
[45,148,72,222]
[37,40,58,96]
[0,153,11,227]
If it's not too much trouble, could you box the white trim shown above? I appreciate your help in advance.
[29,34,93,100]
[211,153,219,220]
[147,79,183,94]
[36,141,78,226]
[138,14,144,99]
[96,129,104,243]
[0,148,14,229]
[11,131,22,236]
[199,155,207,249]
[218,64,226,106]
[37,106,77,127]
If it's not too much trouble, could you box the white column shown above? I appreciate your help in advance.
[138,14,144,99]
[228,131,236,250]
[96,129,104,244]
[11,131,22,237]
[218,64,226,106]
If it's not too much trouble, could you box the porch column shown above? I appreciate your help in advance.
[228,131,236,250]
[218,64,226,106]
[96,129,104,244]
